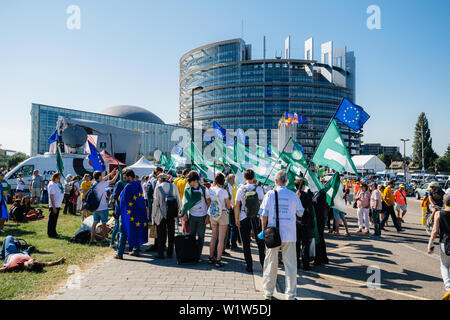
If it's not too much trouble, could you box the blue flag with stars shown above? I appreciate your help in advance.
[213,121,226,141]
[88,141,106,172]
[120,180,149,248]
[334,98,370,132]
[48,129,59,144]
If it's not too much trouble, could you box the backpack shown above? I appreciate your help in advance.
[9,205,25,222]
[242,185,261,218]
[83,182,103,212]
[207,188,224,221]
[146,181,155,202]
[159,184,178,219]
[71,230,91,244]
[14,238,29,251]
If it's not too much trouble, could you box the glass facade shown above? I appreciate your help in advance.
[30,104,180,157]
[180,39,360,158]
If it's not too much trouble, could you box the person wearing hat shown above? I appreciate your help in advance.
[394,184,408,223]
[429,181,446,211]
[427,193,450,300]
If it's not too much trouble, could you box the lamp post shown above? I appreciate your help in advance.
[421,123,425,184]
[401,138,410,183]
[191,86,203,166]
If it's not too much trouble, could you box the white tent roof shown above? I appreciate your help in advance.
[126,156,156,177]
[351,155,386,173]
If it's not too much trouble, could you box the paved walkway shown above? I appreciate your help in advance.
[48,228,265,300]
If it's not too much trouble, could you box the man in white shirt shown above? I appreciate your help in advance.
[89,169,119,245]
[234,169,265,273]
[48,172,65,238]
[261,170,304,300]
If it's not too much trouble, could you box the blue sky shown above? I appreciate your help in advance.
[0,0,449,156]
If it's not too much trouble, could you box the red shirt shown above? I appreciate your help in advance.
[5,254,32,271]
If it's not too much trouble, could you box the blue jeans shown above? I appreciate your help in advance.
[1,236,30,265]
[110,218,120,245]
[228,210,239,249]
[116,216,140,257]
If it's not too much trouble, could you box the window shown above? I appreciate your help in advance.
[11,165,35,178]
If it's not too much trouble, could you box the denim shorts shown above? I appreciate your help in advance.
[333,209,346,220]
[395,204,407,212]
[93,210,109,224]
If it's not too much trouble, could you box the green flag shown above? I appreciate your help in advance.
[312,120,358,176]
[184,141,215,181]
[305,168,324,193]
[323,173,347,213]
[56,146,64,176]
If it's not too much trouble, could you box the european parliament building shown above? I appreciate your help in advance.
[179,38,360,158]
[31,103,181,160]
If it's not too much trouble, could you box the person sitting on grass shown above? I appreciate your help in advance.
[0,235,66,273]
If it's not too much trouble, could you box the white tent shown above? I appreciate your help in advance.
[126,156,156,178]
[351,155,386,174]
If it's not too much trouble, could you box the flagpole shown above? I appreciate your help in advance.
[262,136,293,187]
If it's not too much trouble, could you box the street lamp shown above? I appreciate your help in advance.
[190,86,203,168]
[191,86,204,144]
[400,138,410,183]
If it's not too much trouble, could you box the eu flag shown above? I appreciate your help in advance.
[334,98,370,132]
[88,141,106,172]
[0,183,8,220]
[213,121,226,141]
[119,180,149,248]
[48,129,59,144]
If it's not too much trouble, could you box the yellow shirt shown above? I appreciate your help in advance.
[173,177,187,201]
[383,186,395,207]
[80,181,93,199]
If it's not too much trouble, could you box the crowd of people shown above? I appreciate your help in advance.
[0,164,449,300]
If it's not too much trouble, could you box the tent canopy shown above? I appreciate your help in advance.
[126,156,156,178]
[351,155,386,173]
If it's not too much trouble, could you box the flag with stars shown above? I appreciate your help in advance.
[120,180,148,248]
[334,98,370,132]
[88,141,106,172]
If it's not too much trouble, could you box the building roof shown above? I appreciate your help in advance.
[390,161,404,169]
[101,105,165,125]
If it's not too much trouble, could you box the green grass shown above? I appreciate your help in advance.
[0,205,112,300]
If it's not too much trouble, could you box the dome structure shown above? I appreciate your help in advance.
[101,105,165,124]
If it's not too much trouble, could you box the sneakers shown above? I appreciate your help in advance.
[364,230,370,234]
[264,296,273,300]
[356,229,362,233]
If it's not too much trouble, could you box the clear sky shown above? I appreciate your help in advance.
[0,0,449,156]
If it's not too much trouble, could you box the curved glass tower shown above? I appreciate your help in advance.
[179,38,360,158]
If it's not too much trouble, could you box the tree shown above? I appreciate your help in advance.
[435,144,450,172]
[0,149,7,168]
[392,151,403,162]
[412,113,438,170]
[378,153,392,167]
[7,152,29,169]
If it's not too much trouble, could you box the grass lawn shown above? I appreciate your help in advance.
[0,205,113,300]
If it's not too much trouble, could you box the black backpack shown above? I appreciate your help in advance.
[14,238,29,251]
[146,181,155,202]
[159,184,178,219]
[71,230,91,244]
[83,183,103,212]
[242,185,261,218]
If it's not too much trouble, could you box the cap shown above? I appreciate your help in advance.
[399,184,405,188]
[429,181,440,188]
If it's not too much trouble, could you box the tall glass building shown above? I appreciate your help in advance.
[179,38,360,158]
[31,103,180,158]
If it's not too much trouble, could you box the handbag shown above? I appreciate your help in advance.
[149,224,158,239]
[264,190,282,249]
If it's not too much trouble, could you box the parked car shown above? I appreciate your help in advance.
[444,178,450,194]
[415,183,430,200]
[395,182,415,197]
